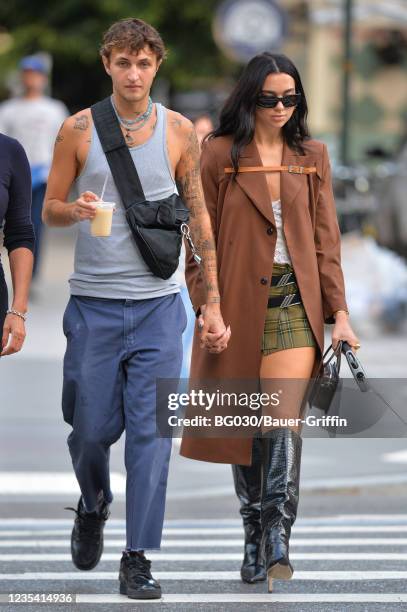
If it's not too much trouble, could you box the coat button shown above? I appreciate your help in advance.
[260,277,268,285]
[267,226,274,235]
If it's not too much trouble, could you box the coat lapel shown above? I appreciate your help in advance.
[235,140,275,225]
[234,139,316,226]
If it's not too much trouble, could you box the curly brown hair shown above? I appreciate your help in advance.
[100,18,167,61]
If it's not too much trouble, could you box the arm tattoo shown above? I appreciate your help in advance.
[177,124,220,300]
[74,115,89,131]
[54,123,64,146]
[176,128,204,207]
[171,116,183,128]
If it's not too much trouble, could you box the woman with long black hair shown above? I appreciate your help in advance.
[181,53,359,592]
[0,133,34,358]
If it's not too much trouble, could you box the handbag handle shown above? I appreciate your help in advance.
[321,340,343,372]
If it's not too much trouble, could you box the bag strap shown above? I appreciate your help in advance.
[322,341,342,372]
[224,165,317,175]
[90,97,146,210]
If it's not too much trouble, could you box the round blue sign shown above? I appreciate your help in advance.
[213,0,288,63]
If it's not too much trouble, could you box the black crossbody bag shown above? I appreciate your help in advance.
[91,97,198,280]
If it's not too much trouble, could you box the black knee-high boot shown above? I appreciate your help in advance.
[231,437,266,583]
[260,427,302,592]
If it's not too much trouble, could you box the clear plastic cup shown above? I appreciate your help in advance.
[90,202,116,237]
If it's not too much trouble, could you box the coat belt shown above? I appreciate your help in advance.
[224,165,317,175]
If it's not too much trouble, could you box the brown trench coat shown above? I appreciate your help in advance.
[179,136,348,465]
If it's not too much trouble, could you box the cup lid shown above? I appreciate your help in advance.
[97,201,116,209]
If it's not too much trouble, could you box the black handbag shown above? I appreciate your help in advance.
[308,340,370,414]
[91,97,196,280]
[306,341,407,438]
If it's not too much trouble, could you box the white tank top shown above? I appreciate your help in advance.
[272,199,292,264]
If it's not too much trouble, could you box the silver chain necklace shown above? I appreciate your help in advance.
[110,95,153,141]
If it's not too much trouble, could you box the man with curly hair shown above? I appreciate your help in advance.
[43,18,230,600]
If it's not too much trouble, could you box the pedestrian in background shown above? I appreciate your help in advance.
[0,55,68,280]
[0,132,35,357]
[193,114,214,149]
[181,52,359,593]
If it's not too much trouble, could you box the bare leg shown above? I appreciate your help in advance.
[260,347,316,433]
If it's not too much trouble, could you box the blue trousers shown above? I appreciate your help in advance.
[62,293,186,550]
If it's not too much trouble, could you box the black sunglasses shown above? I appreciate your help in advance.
[257,93,301,109]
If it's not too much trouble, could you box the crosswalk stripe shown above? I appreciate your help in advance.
[1,515,407,526]
[3,474,406,497]
[0,513,405,606]
[1,570,407,581]
[0,472,126,495]
[383,450,407,463]
[0,512,405,608]
[3,525,407,537]
[1,537,407,548]
[0,525,401,537]
[74,593,407,603]
[1,552,407,561]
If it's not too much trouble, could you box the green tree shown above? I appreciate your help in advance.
[0,0,235,111]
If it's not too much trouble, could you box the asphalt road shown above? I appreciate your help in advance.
[1,229,407,611]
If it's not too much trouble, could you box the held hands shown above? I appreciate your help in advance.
[1,314,26,357]
[198,304,231,354]
[70,191,99,223]
[332,312,359,354]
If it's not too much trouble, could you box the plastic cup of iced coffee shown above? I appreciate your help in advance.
[90,201,116,237]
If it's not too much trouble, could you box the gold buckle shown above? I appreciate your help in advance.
[288,165,304,174]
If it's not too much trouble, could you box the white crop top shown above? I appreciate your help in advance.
[272,199,292,264]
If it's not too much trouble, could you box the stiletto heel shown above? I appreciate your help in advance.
[267,560,293,592]
[269,559,293,579]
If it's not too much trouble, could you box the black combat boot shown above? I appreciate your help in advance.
[119,551,162,599]
[66,494,110,571]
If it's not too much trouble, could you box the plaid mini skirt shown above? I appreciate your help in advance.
[261,262,317,355]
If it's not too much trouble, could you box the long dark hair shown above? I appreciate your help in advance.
[208,53,310,172]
